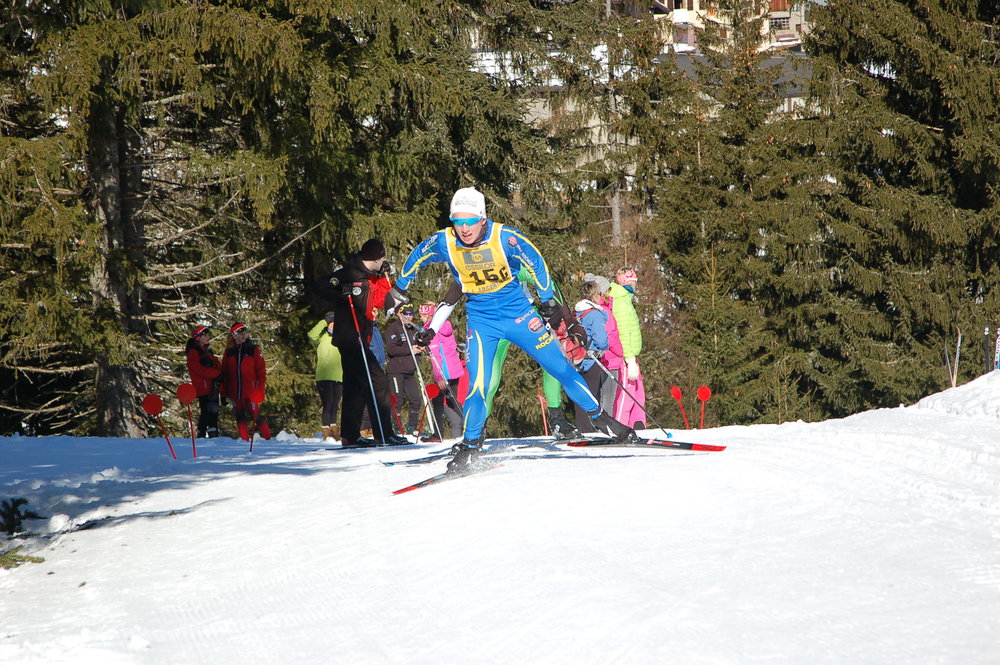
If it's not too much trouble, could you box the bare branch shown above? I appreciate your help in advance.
[5,363,97,375]
[147,190,242,248]
[144,220,324,290]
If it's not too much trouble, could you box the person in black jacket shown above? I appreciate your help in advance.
[312,239,408,448]
[384,304,426,435]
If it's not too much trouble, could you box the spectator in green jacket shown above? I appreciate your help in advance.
[308,313,343,441]
[609,267,646,429]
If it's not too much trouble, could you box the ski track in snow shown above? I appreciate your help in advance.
[1,373,1000,664]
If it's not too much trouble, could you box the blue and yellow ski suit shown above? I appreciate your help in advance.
[395,221,599,440]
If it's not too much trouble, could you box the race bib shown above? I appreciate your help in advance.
[447,225,514,294]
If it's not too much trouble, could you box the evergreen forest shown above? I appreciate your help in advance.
[1,0,997,438]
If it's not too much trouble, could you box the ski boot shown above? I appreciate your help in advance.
[548,407,582,440]
[590,410,639,444]
[381,433,410,446]
[447,437,484,473]
[341,435,376,449]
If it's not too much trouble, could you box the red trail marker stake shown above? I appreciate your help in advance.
[696,385,712,429]
[176,383,198,458]
[142,394,176,459]
[670,385,690,429]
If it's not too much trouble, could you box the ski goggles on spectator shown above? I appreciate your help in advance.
[231,325,249,336]
[449,215,483,226]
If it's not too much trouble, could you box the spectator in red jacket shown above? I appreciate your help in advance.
[185,325,222,438]
[220,322,271,441]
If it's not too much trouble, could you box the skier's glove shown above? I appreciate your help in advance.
[384,285,408,316]
[625,357,640,382]
[339,281,362,300]
[378,260,396,276]
[413,327,435,346]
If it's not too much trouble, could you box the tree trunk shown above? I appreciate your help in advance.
[86,90,147,438]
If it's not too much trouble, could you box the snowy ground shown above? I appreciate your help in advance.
[1,374,999,665]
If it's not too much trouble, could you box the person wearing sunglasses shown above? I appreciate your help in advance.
[185,325,223,438]
[220,323,271,441]
[386,186,638,471]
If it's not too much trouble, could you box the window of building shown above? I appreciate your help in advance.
[770,16,790,31]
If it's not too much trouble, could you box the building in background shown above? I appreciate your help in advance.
[651,0,812,53]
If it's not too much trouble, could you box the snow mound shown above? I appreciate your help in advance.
[912,370,1000,419]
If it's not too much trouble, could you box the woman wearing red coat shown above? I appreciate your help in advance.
[185,325,222,437]
[220,322,271,441]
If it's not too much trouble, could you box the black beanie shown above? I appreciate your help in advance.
[359,238,385,261]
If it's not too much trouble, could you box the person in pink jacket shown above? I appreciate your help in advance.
[420,301,464,440]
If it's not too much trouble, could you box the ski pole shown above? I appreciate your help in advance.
[586,351,672,439]
[952,326,962,387]
[670,385,690,429]
[399,316,441,438]
[995,326,1000,370]
[347,294,389,444]
[423,336,463,419]
[424,383,443,438]
[415,384,440,436]
[985,326,991,374]
[389,393,406,434]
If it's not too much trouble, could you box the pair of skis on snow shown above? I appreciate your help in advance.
[389,435,727,495]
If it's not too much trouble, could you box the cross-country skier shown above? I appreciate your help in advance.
[425,271,587,440]
[386,187,637,471]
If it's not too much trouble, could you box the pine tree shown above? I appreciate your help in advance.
[803,0,1000,409]
[625,0,817,424]
[0,1,629,437]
